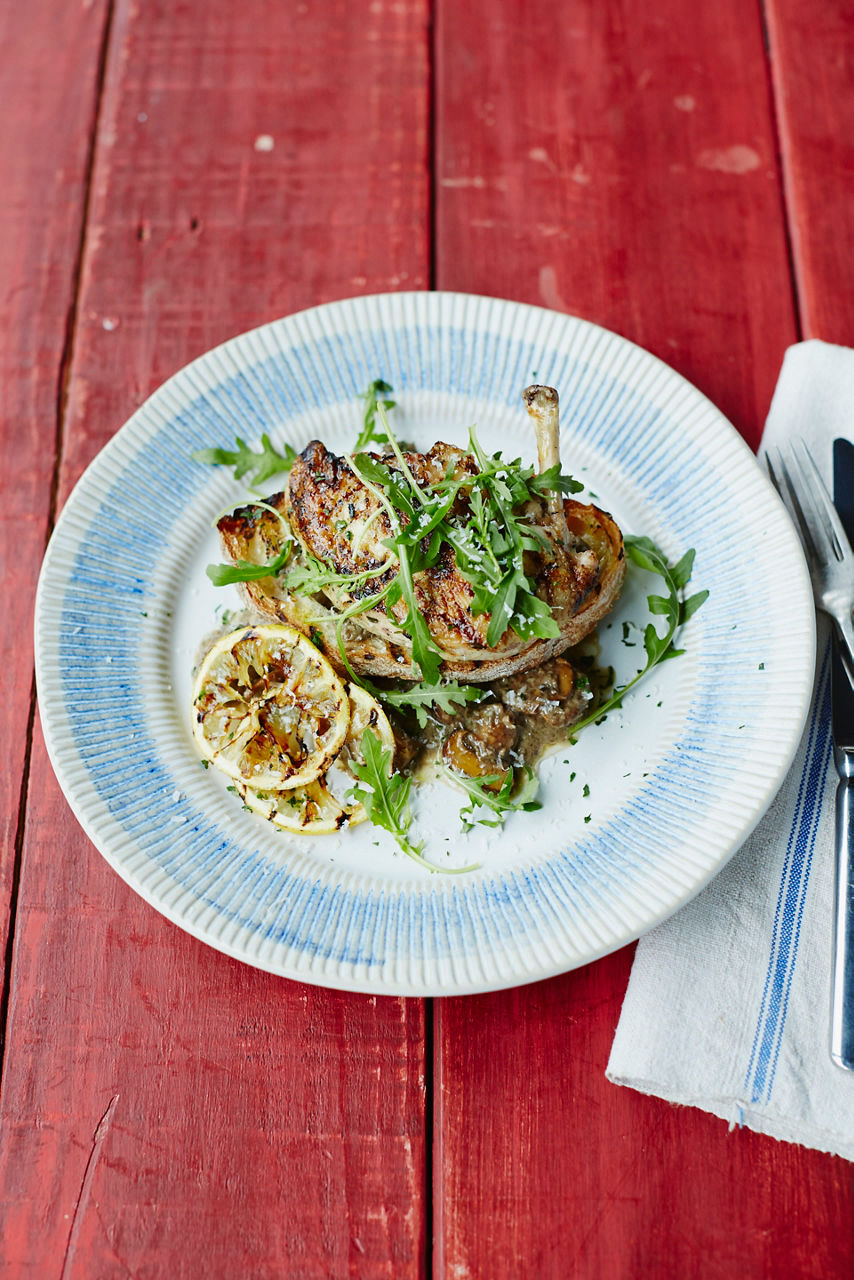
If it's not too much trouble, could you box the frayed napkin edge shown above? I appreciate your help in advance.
[606,1070,854,1162]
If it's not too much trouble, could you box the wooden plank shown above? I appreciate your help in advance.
[435,959,853,1279]
[6,728,427,1277]
[0,0,111,1010]
[435,0,796,448]
[765,0,854,342]
[0,1,431,1275]
[433,1,853,1277]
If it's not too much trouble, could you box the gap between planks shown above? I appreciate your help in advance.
[12,5,439,1272]
[758,0,804,342]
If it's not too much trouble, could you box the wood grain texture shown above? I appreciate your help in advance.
[435,958,853,1280]
[0,0,110,992]
[58,0,431,501]
[5,729,426,1278]
[0,1,431,1276]
[435,0,796,447]
[433,1,853,1277]
[766,0,854,343]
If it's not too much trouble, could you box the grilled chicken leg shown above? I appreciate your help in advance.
[523,384,567,530]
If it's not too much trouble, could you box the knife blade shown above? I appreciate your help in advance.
[831,437,854,1070]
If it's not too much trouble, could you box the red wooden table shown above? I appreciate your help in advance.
[2,2,853,1275]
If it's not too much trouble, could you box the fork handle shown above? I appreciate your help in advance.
[832,777,854,1070]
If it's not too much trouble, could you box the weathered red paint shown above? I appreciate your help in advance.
[3,0,854,1275]
[1,1,430,1276]
[433,1,852,1277]
[766,0,854,345]
[0,0,111,973]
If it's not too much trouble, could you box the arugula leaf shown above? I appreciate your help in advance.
[567,535,709,739]
[356,455,419,524]
[347,730,417,852]
[205,498,294,588]
[354,379,396,451]
[485,570,518,647]
[206,547,290,586]
[284,552,390,596]
[670,548,696,590]
[442,765,541,831]
[398,570,443,682]
[348,730,478,873]
[510,589,561,642]
[346,452,445,682]
[527,463,585,497]
[680,590,709,625]
[392,487,458,547]
[374,680,483,728]
[192,433,296,487]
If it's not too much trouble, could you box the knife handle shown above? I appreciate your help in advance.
[832,778,854,1070]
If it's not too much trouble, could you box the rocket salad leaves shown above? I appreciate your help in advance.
[567,536,709,740]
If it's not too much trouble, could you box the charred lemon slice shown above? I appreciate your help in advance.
[192,624,349,789]
[236,684,395,833]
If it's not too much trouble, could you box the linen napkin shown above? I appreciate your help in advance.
[607,339,854,1160]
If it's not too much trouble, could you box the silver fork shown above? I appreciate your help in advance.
[766,440,854,686]
[769,439,854,1072]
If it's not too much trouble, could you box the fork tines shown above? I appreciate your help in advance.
[767,440,850,568]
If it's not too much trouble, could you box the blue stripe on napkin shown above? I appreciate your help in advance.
[744,648,832,1104]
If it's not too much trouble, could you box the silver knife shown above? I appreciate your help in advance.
[831,437,854,1070]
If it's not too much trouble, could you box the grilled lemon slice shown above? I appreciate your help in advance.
[236,684,395,833]
[192,624,349,790]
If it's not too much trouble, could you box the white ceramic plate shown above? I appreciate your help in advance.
[35,293,815,994]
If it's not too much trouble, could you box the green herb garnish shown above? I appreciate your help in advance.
[354,379,396,451]
[568,535,708,739]
[192,433,296,488]
[206,546,290,586]
[368,680,483,728]
[206,499,293,586]
[443,765,542,831]
[348,730,477,873]
[346,447,445,682]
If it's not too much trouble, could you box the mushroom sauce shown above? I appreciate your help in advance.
[385,637,614,785]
